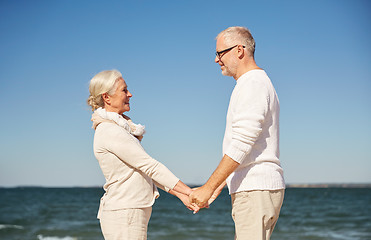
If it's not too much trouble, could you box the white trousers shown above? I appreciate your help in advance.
[99,207,152,240]
[231,189,285,240]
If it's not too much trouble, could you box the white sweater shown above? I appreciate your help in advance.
[224,70,285,194]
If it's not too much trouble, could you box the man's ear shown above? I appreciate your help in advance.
[102,93,110,105]
[237,45,245,59]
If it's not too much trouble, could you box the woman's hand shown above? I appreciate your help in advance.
[176,192,200,214]
[168,182,200,213]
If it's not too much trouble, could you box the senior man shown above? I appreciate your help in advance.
[190,26,285,240]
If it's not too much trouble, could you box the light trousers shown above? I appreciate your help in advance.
[231,189,285,240]
[99,207,152,240]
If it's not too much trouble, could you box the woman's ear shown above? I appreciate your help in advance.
[102,93,110,105]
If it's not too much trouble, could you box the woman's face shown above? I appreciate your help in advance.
[104,77,132,114]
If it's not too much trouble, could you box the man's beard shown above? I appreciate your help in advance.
[221,60,237,77]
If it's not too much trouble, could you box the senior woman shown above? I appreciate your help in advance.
[87,70,198,240]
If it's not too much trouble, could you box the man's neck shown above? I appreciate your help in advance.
[233,64,263,81]
[233,57,263,81]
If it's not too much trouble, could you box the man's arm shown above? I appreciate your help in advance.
[207,181,227,206]
[189,154,239,207]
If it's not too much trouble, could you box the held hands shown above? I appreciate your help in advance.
[189,185,213,209]
[170,187,216,214]
[189,185,223,209]
[168,181,200,214]
[170,180,223,214]
[176,192,200,214]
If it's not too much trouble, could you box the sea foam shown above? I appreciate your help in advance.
[37,235,78,240]
[0,224,24,230]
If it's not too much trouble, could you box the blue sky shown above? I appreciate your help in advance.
[0,0,370,187]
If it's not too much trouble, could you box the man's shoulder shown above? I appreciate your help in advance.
[239,69,268,81]
[238,71,270,89]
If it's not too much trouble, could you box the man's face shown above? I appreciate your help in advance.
[215,36,238,77]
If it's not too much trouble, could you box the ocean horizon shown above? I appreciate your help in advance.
[0,186,370,240]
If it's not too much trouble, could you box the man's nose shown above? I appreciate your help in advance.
[215,55,220,63]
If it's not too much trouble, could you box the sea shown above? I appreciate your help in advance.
[0,187,370,240]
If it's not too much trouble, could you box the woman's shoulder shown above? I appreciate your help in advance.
[94,122,141,150]
[95,122,131,138]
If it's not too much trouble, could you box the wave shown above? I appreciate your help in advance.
[0,224,24,230]
[37,235,78,240]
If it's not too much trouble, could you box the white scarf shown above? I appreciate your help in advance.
[95,107,145,137]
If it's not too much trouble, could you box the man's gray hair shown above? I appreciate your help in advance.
[216,26,255,57]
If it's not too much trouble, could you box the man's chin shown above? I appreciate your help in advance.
[222,70,233,77]
[123,107,130,113]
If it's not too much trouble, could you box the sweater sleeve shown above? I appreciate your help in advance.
[225,79,269,164]
[152,180,171,192]
[102,124,179,190]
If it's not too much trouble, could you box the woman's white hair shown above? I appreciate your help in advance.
[216,26,256,57]
[87,69,122,111]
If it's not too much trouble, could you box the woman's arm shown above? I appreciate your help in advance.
[168,188,200,213]
[101,124,181,192]
[172,180,192,195]
[154,180,200,213]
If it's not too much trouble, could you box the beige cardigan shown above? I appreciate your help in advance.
[93,120,179,210]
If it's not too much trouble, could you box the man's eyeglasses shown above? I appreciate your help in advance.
[215,45,245,59]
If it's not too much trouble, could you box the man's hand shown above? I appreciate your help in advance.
[207,182,226,206]
[167,181,200,213]
[189,185,214,208]
[190,155,239,209]
[176,192,200,214]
